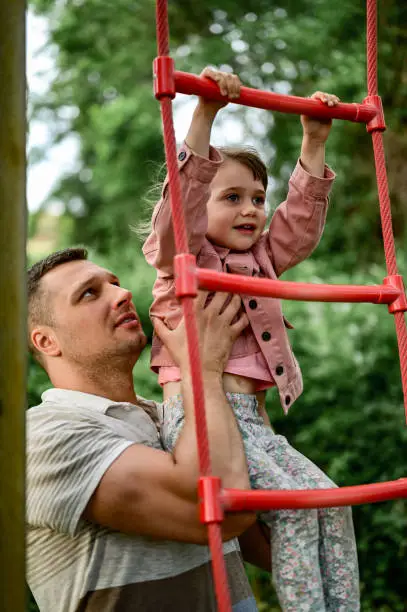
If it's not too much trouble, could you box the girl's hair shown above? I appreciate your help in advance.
[135,146,268,240]
[133,161,167,241]
[218,146,268,191]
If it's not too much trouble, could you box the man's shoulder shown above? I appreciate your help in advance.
[27,388,161,422]
[26,389,162,449]
[27,397,102,428]
[26,400,109,455]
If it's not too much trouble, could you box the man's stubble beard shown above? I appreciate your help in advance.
[70,334,147,378]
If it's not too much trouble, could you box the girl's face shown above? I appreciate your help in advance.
[206,159,267,251]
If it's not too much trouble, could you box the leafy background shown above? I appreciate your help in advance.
[28,1,407,610]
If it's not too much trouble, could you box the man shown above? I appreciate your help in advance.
[26,247,269,612]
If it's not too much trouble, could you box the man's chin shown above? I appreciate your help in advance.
[128,333,148,354]
[109,335,146,362]
[139,333,148,349]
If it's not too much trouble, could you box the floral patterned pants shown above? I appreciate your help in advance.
[161,393,360,612]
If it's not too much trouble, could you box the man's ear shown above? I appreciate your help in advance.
[31,326,62,358]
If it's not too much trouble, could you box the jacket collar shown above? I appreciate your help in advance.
[213,243,230,260]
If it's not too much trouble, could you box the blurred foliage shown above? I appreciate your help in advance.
[29,0,407,268]
[28,0,407,610]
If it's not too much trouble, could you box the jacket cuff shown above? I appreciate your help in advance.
[176,141,223,183]
[291,159,335,200]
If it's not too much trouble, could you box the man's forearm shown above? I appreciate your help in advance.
[239,521,272,572]
[174,369,250,492]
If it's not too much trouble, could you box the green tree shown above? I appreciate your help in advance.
[30,0,407,268]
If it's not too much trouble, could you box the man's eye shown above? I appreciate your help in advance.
[226,193,239,203]
[81,288,95,298]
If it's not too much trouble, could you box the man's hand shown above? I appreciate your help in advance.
[153,291,248,375]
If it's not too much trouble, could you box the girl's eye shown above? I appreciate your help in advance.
[226,193,239,203]
[253,197,265,206]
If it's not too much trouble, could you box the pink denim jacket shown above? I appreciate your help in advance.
[143,143,335,413]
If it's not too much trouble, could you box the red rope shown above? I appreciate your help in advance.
[181,297,211,475]
[394,311,407,419]
[366,0,378,96]
[371,132,397,275]
[367,1,407,420]
[155,0,169,56]
[155,2,233,609]
[208,524,233,612]
[159,99,188,254]
[161,94,233,604]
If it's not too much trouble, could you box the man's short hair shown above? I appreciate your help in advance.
[27,247,88,362]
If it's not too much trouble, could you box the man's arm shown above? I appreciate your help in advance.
[239,522,272,572]
[83,292,255,543]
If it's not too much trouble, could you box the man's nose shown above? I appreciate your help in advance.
[112,286,133,309]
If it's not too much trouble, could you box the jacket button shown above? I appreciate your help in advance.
[248,299,257,310]
[261,331,271,342]
[276,365,284,376]
[285,395,291,406]
[178,150,187,161]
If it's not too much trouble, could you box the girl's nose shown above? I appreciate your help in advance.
[241,199,257,215]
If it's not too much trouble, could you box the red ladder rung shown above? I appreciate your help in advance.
[195,267,400,304]
[174,70,377,123]
[222,479,407,512]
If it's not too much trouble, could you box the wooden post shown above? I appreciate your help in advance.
[0,1,27,610]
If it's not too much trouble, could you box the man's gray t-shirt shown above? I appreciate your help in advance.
[26,389,256,611]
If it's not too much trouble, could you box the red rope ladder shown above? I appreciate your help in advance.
[154,0,407,610]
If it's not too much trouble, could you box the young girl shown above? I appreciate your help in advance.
[143,68,359,611]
